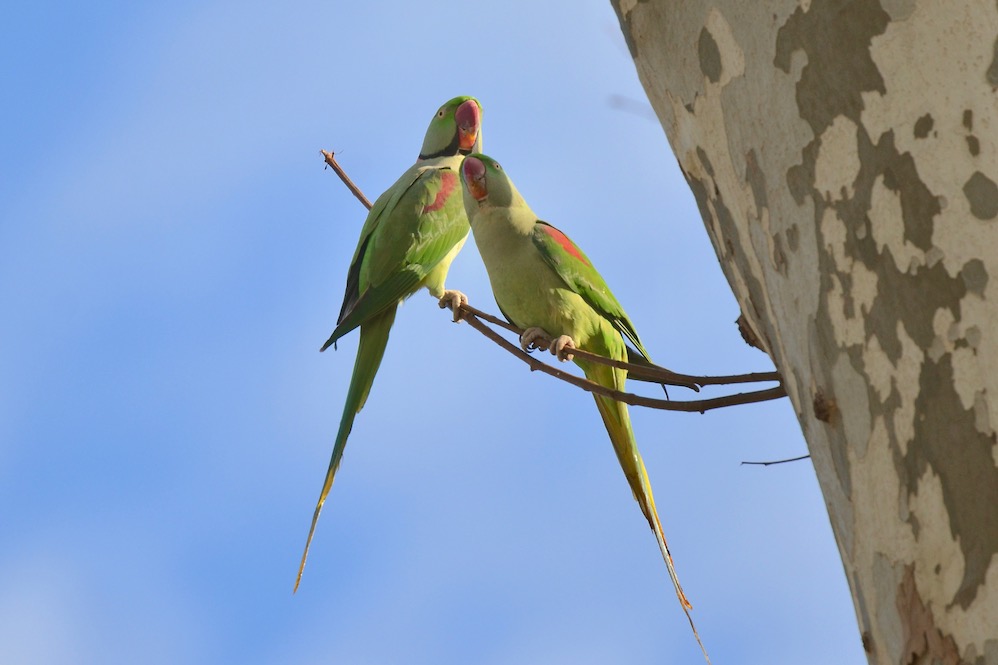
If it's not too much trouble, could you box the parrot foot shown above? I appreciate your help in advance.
[519,327,552,353]
[438,289,469,322]
[549,335,577,362]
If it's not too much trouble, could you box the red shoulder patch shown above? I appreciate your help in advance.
[541,224,591,266]
[423,171,458,213]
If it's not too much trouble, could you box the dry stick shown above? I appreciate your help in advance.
[321,150,372,209]
[322,149,786,411]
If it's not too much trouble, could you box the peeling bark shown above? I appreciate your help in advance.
[612,1,998,663]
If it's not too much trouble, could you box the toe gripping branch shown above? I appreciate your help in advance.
[323,148,786,414]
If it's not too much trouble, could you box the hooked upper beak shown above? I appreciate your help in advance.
[462,156,487,201]
[455,100,481,151]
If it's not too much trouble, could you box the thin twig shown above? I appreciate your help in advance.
[322,149,373,209]
[741,454,811,467]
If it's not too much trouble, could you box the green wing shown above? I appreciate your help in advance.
[323,165,468,349]
[531,221,651,360]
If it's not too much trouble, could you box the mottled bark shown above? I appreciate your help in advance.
[611,1,998,662]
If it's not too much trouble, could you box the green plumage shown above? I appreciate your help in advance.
[295,97,482,591]
[322,164,470,348]
[459,154,709,661]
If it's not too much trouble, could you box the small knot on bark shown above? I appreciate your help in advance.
[736,313,766,352]
[813,390,838,423]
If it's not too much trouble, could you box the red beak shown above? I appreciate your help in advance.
[462,156,487,200]
[455,100,481,151]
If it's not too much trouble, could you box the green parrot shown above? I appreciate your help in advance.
[459,154,708,659]
[295,96,483,591]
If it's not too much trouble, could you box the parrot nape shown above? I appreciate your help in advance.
[295,96,483,592]
[459,154,709,662]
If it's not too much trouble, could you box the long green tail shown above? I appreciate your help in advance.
[294,304,398,592]
[584,359,710,663]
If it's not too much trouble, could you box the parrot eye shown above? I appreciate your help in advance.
[437,109,446,118]
[493,162,502,170]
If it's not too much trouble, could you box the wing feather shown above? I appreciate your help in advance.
[531,221,651,360]
[324,165,468,348]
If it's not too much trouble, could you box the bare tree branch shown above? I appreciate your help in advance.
[321,150,372,209]
[740,454,811,467]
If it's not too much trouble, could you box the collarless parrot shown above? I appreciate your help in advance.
[295,96,483,591]
[459,154,709,661]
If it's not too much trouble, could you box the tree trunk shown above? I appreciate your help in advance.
[611,1,998,662]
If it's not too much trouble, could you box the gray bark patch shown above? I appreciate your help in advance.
[609,0,639,59]
[775,0,889,137]
[987,34,998,87]
[698,26,722,83]
[913,113,934,139]
[786,140,818,206]
[907,356,998,609]
[851,129,937,253]
[960,259,989,296]
[773,233,788,275]
[866,257,964,361]
[697,146,716,177]
[745,149,769,217]
[787,223,800,252]
[711,183,769,327]
[817,126,954,363]
[966,135,981,157]
[963,171,998,220]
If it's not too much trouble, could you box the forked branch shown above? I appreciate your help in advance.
[455,303,785,412]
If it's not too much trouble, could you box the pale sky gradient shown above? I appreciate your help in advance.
[1,2,863,663]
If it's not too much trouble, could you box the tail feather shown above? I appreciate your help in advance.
[586,361,710,664]
[294,305,398,592]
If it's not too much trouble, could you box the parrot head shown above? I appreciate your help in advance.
[461,154,490,202]
[419,96,482,160]
[460,153,521,209]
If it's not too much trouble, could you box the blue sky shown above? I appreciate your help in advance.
[1,2,863,663]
